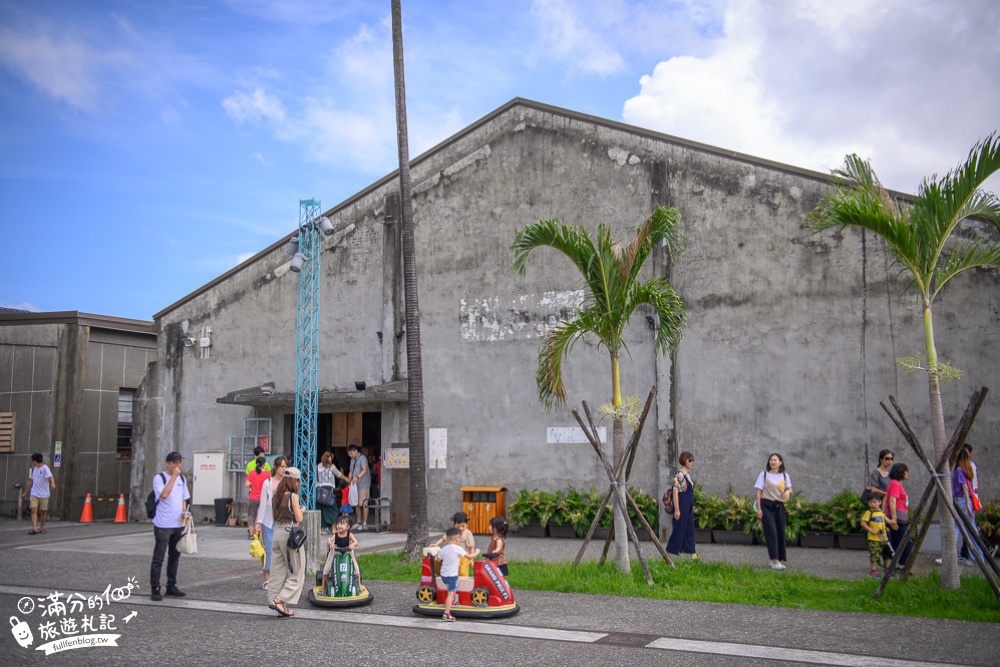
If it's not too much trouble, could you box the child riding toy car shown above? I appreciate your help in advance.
[308,547,374,608]
[412,546,518,618]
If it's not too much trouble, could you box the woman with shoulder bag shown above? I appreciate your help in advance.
[755,453,792,570]
[666,451,698,560]
[268,467,305,618]
[953,449,984,565]
[255,456,287,592]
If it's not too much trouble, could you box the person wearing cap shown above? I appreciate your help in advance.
[267,466,305,617]
[150,451,191,602]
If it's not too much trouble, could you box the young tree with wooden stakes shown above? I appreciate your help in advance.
[511,207,686,572]
[809,133,1000,589]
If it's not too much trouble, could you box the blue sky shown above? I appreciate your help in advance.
[2,0,998,321]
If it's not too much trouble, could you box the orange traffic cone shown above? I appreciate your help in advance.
[79,493,93,523]
[114,494,127,523]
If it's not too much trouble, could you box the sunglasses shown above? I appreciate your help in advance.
[883,456,894,461]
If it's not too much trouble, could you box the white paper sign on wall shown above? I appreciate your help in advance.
[429,428,447,469]
[546,426,606,444]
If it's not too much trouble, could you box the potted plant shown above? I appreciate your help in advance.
[829,489,868,549]
[713,488,755,545]
[549,488,581,538]
[626,486,658,540]
[690,483,713,543]
[695,491,726,543]
[783,494,808,545]
[509,488,553,537]
[799,499,836,548]
[584,487,614,538]
[976,497,999,552]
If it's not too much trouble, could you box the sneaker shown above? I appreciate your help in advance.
[868,571,882,579]
[966,559,977,567]
[165,587,186,597]
[690,554,700,562]
[934,558,942,565]
[352,523,362,530]
[768,561,784,570]
[150,590,162,602]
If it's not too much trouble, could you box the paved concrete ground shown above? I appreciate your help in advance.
[0,518,995,667]
[0,517,945,579]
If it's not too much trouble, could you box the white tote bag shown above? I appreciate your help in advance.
[348,482,359,506]
[177,518,198,555]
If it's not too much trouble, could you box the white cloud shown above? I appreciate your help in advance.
[622,0,1000,194]
[0,23,107,111]
[222,87,287,124]
[531,0,625,75]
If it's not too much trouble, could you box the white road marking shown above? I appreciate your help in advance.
[0,586,975,666]
[645,638,969,667]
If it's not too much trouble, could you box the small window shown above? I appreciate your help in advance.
[116,390,135,460]
[0,412,13,453]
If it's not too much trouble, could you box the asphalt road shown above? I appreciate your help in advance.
[1,519,996,666]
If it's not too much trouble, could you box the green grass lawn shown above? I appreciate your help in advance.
[356,551,1000,623]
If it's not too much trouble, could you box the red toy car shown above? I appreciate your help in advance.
[412,546,519,619]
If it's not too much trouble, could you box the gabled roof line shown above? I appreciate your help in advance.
[0,310,155,334]
[153,97,905,320]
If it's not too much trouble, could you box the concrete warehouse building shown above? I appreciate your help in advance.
[128,99,1000,529]
[0,310,157,521]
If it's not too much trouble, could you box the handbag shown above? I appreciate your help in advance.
[250,531,266,560]
[284,496,307,551]
[177,517,198,555]
[317,485,335,507]
[968,481,983,512]
[348,482,359,506]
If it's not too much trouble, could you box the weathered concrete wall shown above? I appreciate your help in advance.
[145,100,1000,533]
[0,321,156,519]
[0,325,58,516]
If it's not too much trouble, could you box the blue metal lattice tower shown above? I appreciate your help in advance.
[293,199,322,510]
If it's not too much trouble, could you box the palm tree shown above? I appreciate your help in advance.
[511,207,686,571]
[810,133,1000,589]
[391,0,428,556]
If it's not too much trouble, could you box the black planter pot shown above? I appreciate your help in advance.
[694,529,713,544]
[800,531,836,548]
[592,527,610,539]
[712,530,754,545]
[632,525,654,541]
[517,523,548,538]
[837,533,869,550]
[548,524,576,538]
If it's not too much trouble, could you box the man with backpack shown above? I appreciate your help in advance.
[149,451,191,601]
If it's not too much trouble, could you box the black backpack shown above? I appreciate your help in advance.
[145,473,169,519]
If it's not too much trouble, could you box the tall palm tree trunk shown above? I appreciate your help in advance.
[391,0,428,556]
[924,305,959,589]
[611,356,630,572]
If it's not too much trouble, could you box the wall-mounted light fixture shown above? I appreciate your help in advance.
[285,235,299,255]
[182,337,196,348]
[355,381,366,391]
[289,252,306,273]
[318,216,335,237]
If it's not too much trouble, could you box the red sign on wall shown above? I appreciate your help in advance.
[258,436,270,452]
